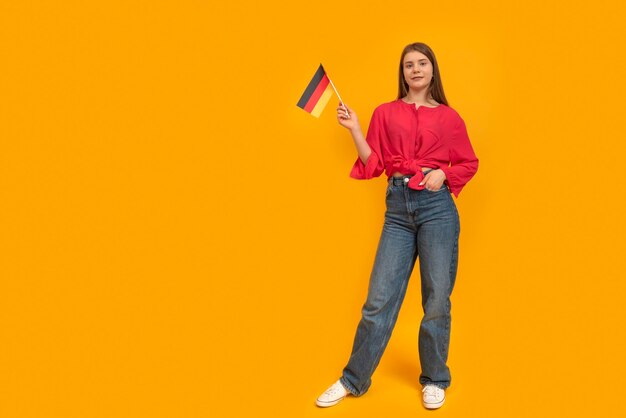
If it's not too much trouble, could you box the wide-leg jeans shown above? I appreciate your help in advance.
[339,172,461,395]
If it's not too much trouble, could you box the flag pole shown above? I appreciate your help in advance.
[323,64,350,119]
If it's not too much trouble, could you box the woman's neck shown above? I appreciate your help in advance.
[403,89,437,106]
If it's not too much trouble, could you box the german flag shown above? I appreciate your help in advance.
[297,64,335,118]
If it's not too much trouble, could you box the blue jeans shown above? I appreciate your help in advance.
[339,171,461,395]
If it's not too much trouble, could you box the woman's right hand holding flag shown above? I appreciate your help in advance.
[337,102,359,131]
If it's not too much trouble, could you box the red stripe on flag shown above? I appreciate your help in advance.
[303,74,330,113]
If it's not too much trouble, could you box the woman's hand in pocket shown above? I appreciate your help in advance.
[420,169,447,191]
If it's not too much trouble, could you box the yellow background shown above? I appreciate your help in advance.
[1,1,626,417]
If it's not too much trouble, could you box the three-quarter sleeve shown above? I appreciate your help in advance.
[440,116,479,197]
[349,107,386,179]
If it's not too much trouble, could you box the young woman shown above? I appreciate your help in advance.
[315,42,479,410]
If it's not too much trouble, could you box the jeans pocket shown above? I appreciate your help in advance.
[425,184,448,193]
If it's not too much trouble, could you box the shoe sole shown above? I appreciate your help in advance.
[315,395,347,408]
[423,398,445,409]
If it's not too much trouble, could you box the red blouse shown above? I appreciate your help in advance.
[350,99,479,197]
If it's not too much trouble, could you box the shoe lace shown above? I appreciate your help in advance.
[422,385,441,398]
[326,385,340,396]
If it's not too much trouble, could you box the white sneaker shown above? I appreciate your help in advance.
[422,384,445,409]
[316,380,349,407]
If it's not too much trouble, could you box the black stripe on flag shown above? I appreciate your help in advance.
[297,64,326,109]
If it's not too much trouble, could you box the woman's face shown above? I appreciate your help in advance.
[403,51,434,92]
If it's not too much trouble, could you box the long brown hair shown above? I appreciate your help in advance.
[397,42,448,106]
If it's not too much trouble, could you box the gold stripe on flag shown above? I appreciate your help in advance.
[310,84,334,118]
